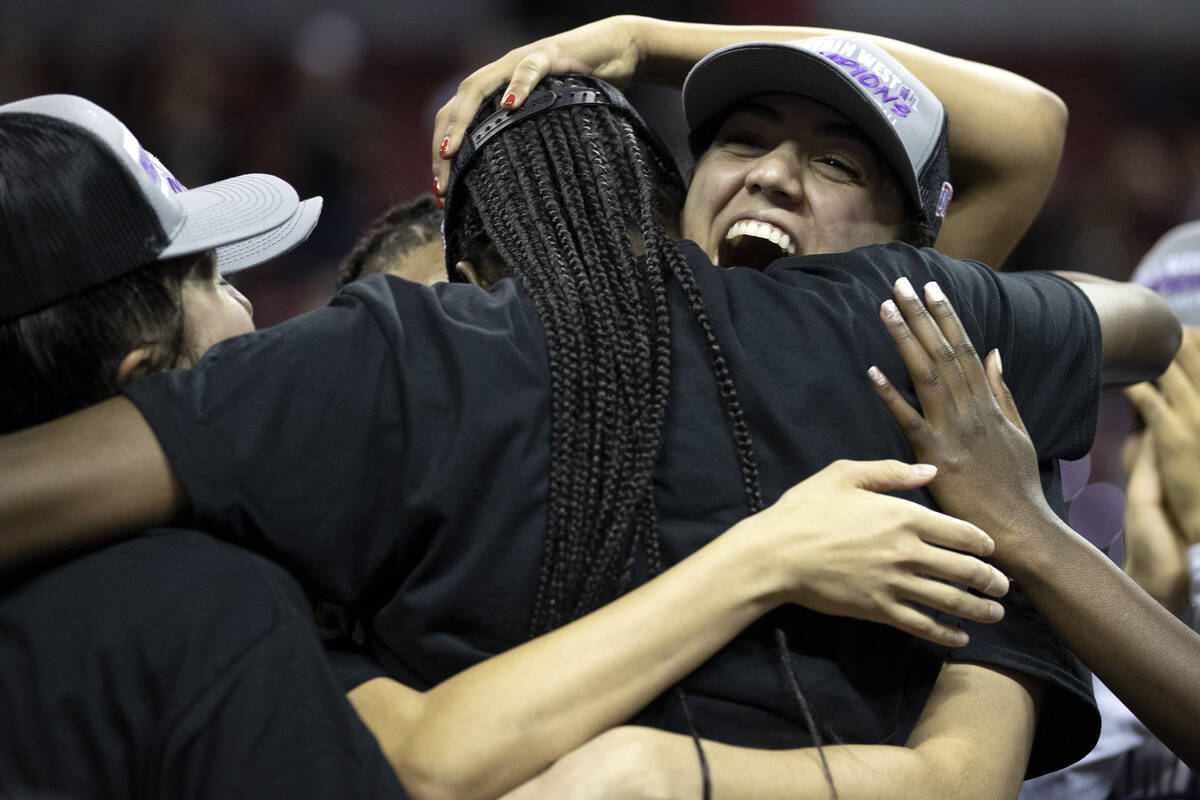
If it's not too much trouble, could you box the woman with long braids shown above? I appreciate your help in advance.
[0,35,1181,800]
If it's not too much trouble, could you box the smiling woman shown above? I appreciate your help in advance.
[684,93,909,269]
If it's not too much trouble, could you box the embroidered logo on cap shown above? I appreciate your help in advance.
[935,181,953,219]
[799,39,920,122]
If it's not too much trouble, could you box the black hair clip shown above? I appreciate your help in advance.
[469,87,613,151]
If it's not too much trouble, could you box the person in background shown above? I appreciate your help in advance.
[336,194,445,289]
[1020,222,1200,798]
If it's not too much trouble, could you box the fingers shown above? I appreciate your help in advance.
[1177,324,1200,381]
[867,365,929,442]
[889,277,970,405]
[921,280,991,398]
[877,604,975,648]
[432,47,559,206]
[879,294,938,406]
[984,349,1030,437]
[501,53,552,112]
[1124,430,1162,508]
[432,56,535,204]
[913,539,1009,596]
[899,577,1006,628]
[1126,381,1181,441]
[907,512,996,558]
[1159,358,1200,424]
[821,458,938,493]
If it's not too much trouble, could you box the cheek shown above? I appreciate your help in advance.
[189,297,254,358]
[682,158,731,241]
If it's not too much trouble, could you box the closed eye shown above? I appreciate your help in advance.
[815,156,863,181]
[718,130,768,154]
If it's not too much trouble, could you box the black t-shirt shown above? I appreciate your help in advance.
[0,530,406,800]
[126,240,1103,776]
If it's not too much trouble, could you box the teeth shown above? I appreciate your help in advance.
[724,220,796,256]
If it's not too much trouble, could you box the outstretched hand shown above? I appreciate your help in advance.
[741,457,1008,648]
[867,277,1051,561]
[1122,432,1190,610]
[432,16,643,201]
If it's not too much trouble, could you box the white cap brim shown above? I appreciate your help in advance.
[216,196,324,274]
[158,173,300,260]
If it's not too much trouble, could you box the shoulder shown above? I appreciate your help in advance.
[3,531,306,631]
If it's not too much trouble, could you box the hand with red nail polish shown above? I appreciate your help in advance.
[430,15,644,203]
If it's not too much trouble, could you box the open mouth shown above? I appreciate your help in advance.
[717,220,796,271]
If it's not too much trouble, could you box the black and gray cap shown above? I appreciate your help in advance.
[682,35,953,234]
[0,93,322,321]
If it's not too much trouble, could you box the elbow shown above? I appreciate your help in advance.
[386,727,524,800]
[1101,287,1181,387]
[387,746,488,800]
[1028,86,1069,177]
[1137,289,1182,377]
[1035,86,1068,143]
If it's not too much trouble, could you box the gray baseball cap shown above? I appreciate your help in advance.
[1131,220,1200,325]
[0,94,321,319]
[682,35,953,233]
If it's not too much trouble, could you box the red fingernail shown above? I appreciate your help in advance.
[502,93,517,108]
[439,137,449,156]
[433,177,440,196]
[436,196,444,210]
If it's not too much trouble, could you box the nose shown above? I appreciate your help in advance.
[226,281,254,319]
[745,145,804,206]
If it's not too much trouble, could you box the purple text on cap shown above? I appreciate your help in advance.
[820,52,914,118]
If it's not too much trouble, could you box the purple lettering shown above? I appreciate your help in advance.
[857,74,881,89]
[138,148,159,185]
[892,103,912,118]
[872,85,901,105]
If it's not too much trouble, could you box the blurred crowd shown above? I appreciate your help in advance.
[2,3,1198,328]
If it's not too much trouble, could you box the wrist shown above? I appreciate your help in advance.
[703,517,790,615]
[618,15,652,75]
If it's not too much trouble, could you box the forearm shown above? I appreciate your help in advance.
[586,726,1017,800]
[0,396,185,571]
[651,733,952,800]
[361,524,783,800]
[999,514,1200,770]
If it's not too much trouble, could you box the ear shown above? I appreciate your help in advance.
[455,260,489,289]
[115,347,159,389]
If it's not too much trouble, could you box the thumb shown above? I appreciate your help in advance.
[1125,432,1162,507]
[833,458,938,493]
[986,349,1030,437]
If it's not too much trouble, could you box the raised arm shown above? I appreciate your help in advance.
[432,15,1067,266]
[344,458,1009,800]
[0,396,185,572]
[869,277,1200,770]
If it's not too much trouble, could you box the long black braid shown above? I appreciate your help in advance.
[446,75,837,798]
